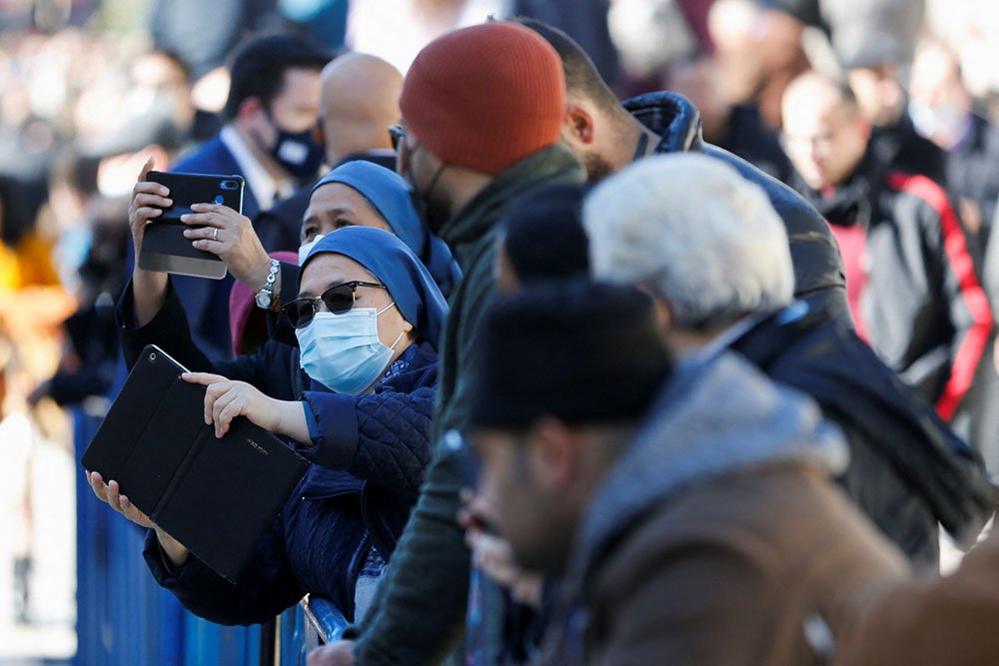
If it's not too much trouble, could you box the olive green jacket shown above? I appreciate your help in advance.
[349,145,585,664]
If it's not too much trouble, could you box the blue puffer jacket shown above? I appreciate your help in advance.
[116,278,437,623]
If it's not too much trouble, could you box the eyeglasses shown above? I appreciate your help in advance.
[388,124,406,153]
[282,281,387,328]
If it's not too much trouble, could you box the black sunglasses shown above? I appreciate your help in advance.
[388,124,405,153]
[282,280,387,329]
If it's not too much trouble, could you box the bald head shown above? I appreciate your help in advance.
[910,38,972,148]
[783,71,859,117]
[781,71,870,190]
[912,39,963,101]
[319,53,403,166]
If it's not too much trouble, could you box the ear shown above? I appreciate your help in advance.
[634,285,673,334]
[237,96,266,123]
[312,116,326,150]
[564,103,597,146]
[877,77,904,117]
[652,298,673,334]
[527,416,579,491]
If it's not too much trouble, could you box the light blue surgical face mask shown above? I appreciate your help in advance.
[298,233,326,265]
[296,302,405,394]
[909,101,969,148]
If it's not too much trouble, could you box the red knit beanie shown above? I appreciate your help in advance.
[399,23,566,175]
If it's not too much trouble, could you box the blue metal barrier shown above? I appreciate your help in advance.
[74,406,264,666]
[74,406,184,666]
[74,399,344,665]
[302,597,348,643]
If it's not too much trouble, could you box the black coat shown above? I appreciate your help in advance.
[116,279,437,622]
[731,304,997,566]
[791,154,993,421]
[871,112,948,184]
[623,92,851,325]
[947,113,999,239]
[717,105,794,183]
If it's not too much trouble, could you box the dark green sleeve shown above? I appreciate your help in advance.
[351,447,470,664]
[351,247,497,664]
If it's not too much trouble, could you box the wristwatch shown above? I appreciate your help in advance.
[255,259,281,309]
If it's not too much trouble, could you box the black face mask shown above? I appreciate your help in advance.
[266,114,325,182]
[403,142,450,233]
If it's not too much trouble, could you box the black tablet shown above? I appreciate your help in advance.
[82,345,308,582]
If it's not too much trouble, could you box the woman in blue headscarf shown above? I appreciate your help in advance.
[299,160,461,297]
[91,226,447,626]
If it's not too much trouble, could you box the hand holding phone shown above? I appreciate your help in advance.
[137,170,245,280]
[128,159,173,262]
[178,203,273,290]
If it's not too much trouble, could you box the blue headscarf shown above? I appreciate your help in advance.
[311,160,462,297]
[301,227,448,349]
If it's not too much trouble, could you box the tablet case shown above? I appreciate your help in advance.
[139,171,244,280]
[82,345,308,583]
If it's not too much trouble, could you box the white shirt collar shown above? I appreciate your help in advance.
[220,125,294,211]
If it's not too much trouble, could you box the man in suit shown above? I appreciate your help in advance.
[166,32,331,361]
[253,52,403,253]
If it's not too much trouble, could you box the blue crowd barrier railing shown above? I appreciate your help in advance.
[74,400,346,666]
[74,404,264,666]
[302,596,349,644]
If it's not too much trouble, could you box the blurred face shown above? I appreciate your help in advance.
[299,253,413,349]
[669,57,728,141]
[244,68,323,152]
[782,95,869,190]
[301,183,392,244]
[909,43,972,147]
[473,426,580,573]
[269,68,323,135]
[394,123,425,186]
[911,46,967,109]
[847,67,904,127]
[396,122,451,230]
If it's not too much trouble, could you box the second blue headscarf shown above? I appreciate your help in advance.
[311,160,462,297]
[301,226,448,349]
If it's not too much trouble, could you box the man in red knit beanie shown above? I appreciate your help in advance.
[309,21,586,666]
[394,21,568,232]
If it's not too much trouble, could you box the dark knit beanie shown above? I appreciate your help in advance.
[471,280,672,429]
[501,184,590,283]
[399,23,566,175]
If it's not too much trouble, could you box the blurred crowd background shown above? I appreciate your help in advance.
[1,0,999,662]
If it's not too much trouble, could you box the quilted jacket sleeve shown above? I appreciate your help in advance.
[143,516,305,626]
[300,386,435,501]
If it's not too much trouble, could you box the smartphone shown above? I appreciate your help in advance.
[138,171,244,280]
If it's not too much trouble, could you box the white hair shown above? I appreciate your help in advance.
[584,153,794,329]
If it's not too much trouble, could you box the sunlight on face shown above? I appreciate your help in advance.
[301,183,391,243]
